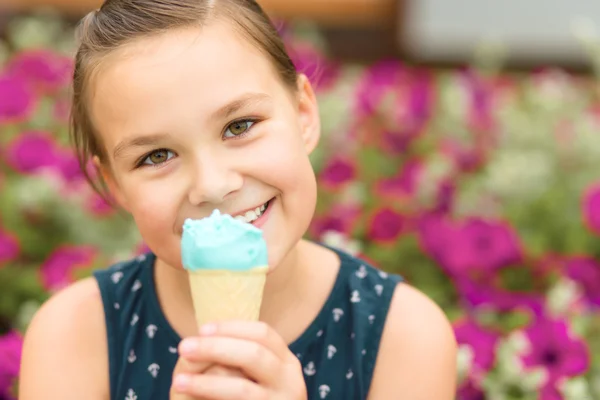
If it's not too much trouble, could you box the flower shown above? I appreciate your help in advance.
[6,50,73,94]
[420,216,522,276]
[4,131,61,175]
[40,246,97,291]
[522,317,589,386]
[318,157,356,189]
[454,318,500,373]
[0,229,20,266]
[287,42,340,92]
[0,330,23,400]
[310,205,360,238]
[367,208,405,243]
[564,257,600,307]
[0,75,35,123]
[457,279,544,315]
[376,160,422,200]
[583,183,600,235]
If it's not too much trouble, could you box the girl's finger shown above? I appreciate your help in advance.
[199,321,293,362]
[173,373,266,400]
[179,336,279,384]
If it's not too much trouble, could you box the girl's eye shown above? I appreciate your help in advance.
[223,119,255,139]
[141,149,175,166]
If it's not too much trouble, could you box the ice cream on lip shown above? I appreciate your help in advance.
[181,209,268,272]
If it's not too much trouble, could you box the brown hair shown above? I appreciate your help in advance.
[70,0,298,196]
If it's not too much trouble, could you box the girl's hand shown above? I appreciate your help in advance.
[171,321,307,400]
[170,357,245,400]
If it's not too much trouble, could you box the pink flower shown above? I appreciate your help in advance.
[0,330,23,400]
[457,279,544,316]
[310,205,361,238]
[454,318,499,373]
[522,317,589,386]
[0,75,36,123]
[419,215,522,276]
[86,191,115,217]
[40,245,97,291]
[367,208,405,243]
[287,42,341,91]
[0,229,20,266]
[583,183,600,235]
[565,256,600,306]
[318,157,356,189]
[457,380,485,400]
[376,160,422,199]
[6,50,73,94]
[4,131,61,175]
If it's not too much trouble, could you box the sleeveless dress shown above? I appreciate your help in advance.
[93,246,403,400]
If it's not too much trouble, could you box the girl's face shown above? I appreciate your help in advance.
[90,22,320,271]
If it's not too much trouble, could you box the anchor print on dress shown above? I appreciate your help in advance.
[374,284,383,296]
[303,361,316,376]
[327,345,337,359]
[127,350,136,363]
[319,385,331,399]
[125,389,137,400]
[332,308,344,322]
[378,270,388,279]
[317,330,324,337]
[169,346,178,354]
[148,363,160,378]
[350,290,361,303]
[355,265,367,279]
[111,271,123,284]
[146,324,158,339]
[114,303,120,310]
[346,369,354,380]
[131,280,142,292]
[368,315,375,324]
[130,313,139,326]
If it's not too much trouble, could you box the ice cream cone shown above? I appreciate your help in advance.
[188,265,268,326]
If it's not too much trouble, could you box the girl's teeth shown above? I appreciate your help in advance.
[245,210,257,221]
[260,203,267,212]
[234,215,247,222]
[255,207,261,214]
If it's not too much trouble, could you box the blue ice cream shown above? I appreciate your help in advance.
[181,209,268,272]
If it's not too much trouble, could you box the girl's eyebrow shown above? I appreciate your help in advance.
[112,92,272,160]
[211,92,272,121]
[113,133,172,160]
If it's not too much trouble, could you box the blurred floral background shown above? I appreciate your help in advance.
[1,9,600,400]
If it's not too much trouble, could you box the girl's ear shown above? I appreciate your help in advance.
[295,73,321,155]
[93,156,130,212]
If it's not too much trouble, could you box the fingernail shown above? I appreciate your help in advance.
[174,374,191,391]
[179,339,197,355]
[199,323,217,335]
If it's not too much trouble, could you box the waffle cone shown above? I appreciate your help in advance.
[188,265,268,327]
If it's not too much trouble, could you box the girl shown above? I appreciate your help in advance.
[19,0,457,399]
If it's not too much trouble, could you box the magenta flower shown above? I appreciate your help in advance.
[310,205,361,238]
[4,131,61,175]
[461,70,494,131]
[457,279,544,316]
[40,245,97,291]
[318,157,356,189]
[355,60,407,117]
[565,256,600,306]
[583,183,600,235]
[457,381,485,400]
[367,208,405,243]
[7,50,73,94]
[454,318,499,372]
[0,75,35,123]
[0,330,23,400]
[522,317,589,386]
[420,216,522,276]
[287,42,341,92]
[86,191,115,217]
[0,229,20,266]
[56,149,85,183]
[376,160,421,199]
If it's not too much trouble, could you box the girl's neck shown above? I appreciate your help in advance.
[153,239,340,343]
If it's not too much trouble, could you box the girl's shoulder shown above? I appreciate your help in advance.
[20,276,110,398]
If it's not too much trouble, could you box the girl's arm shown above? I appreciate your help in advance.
[368,284,458,400]
[19,278,109,400]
